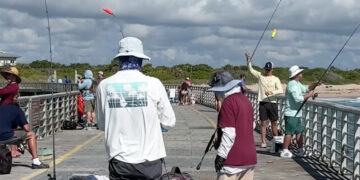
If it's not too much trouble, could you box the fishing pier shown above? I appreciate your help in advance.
[1,83,359,180]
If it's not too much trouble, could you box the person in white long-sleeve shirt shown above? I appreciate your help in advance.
[96,37,176,180]
[245,53,283,148]
[208,71,257,180]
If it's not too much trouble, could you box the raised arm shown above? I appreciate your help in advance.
[245,53,261,79]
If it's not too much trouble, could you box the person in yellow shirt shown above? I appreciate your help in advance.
[245,53,283,148]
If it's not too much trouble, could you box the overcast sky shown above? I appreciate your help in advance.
[0,0,360,69]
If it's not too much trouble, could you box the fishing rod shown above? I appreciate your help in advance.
[103,8,124,38]
[294,23,360,117]
[196,129,216,170]
[245,0,283,136]
[249,0,282,62]
[44,0,56,179]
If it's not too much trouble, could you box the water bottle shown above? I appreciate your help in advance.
[270,139,275,153]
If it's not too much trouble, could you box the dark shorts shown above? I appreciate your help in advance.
[84,99,95,113]
[284,116,305,135]
[0,131,27,145]
[259,102,278,121]
[109,158,162,180]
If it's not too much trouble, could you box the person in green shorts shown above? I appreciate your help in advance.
[280,65,319,158]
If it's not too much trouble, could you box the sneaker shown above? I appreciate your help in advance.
[280,149,293,158]
[295,148,305,157]
[261,142,267,148]
[32,162,49,169]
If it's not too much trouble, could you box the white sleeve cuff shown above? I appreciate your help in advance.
[217,127,236,159]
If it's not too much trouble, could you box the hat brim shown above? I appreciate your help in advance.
[289,69,304,78]
[114,52,151,61]
[208,80,242,92]
[1,71,21,83]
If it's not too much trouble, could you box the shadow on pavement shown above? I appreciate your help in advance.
[12,163,32,168]
[293,157,350,180]
[257,149,350,180]
[256,150,280,157]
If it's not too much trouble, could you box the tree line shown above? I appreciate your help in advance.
[3,59,359,85]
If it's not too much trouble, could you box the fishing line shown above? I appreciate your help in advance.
[294,23,360,117]
[241,42,249,54]
[44,0,56,179]
[245,0,283,135]
[103,8,124,38]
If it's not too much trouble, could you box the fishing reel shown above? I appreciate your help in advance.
[312,93,318,100]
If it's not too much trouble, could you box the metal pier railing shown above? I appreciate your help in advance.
[17,91,79,139]
[164,85,360,179]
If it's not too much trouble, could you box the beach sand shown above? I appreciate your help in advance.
[247,84,360,98]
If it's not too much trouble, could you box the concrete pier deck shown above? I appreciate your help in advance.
[3,104,348,180]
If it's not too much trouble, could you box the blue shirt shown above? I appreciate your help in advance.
[78,79,95,100]
[238,80,246,93]
[284,80,308,117]
[0,105,28,141]
[65,78,72,84]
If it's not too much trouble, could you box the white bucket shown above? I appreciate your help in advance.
[270,136,284,153]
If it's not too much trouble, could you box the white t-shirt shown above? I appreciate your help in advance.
[96,70,176,164]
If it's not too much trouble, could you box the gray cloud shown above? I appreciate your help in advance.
[0,0,360,69]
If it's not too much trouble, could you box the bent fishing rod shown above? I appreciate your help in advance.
[44,0,56,179]
[294,23,360,117]
[245,0,283,135]
[249,0,282,62]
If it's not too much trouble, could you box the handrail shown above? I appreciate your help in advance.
[164,85,360,179]
[0,82,78,92]
[17,91,79,139]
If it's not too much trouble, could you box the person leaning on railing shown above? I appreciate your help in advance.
[280,65,320,158]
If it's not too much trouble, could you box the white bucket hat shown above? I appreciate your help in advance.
[114,37,151,60]
[289,65,304,78]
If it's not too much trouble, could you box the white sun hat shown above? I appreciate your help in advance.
[289,65,304,78]
[114,37,151,60]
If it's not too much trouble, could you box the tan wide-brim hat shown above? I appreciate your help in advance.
[1,67,21,83]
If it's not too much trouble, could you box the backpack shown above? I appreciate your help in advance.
[160,167,193,180]
[62,119,77,130]
[89,79,97,94]
[0,145,12,174]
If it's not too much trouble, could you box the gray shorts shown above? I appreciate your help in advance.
[0,131,27,145]
[109,158,162,180]
[84,99,95,113]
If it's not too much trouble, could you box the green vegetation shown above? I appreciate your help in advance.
[1,60,360,85]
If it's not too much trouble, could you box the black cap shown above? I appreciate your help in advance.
[263,61,274,70]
